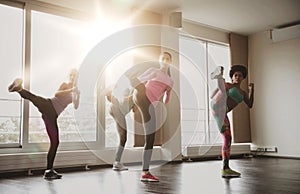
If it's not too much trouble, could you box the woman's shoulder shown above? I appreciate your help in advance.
[58,82,70,89]
[142,67,156,74]
[224,82,232,90]
[148,67,159,71]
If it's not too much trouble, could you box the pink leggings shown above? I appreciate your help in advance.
[211,106,232,169]
[221,115,232,168]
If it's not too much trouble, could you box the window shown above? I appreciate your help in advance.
[103,51,134,148]
[207,42,231,144]
[179,35,231,150]
[0,3,24,146]
[28,10,97,143]
[0,1,130,150]
[179,36,207,148]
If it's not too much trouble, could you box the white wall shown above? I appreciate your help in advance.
[249,31,300,157]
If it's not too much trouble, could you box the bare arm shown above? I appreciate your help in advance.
[55,83,74,97]
[243,83,254,108]
[138,68,157,83]
[73,87,80,109]
[55,83,80,109]
[163,86,172,104]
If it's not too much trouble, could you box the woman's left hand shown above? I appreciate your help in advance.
[248,83,254,91]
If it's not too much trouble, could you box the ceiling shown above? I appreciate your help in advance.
[182,0,300,35]
[39,0,300,36]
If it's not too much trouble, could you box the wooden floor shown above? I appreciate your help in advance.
[0,157,299,194]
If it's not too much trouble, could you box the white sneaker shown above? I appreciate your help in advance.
[8,78,23,92]
[210,66,224,79]
[112,162,128,171]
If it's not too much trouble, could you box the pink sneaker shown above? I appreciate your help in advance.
[140,172,159,182]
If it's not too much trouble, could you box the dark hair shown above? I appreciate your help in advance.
[229,65,247,79]
[160,51,172,76]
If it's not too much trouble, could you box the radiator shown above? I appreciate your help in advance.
[182,144,251,159]
[0,150,101,173]
[0,148,162,173]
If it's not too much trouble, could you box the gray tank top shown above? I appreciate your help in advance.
[50,93,73,116]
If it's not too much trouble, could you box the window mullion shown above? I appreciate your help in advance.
[21,3,32,148]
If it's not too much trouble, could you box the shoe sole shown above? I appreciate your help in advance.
[222,174,241,178]
[112,168,128,171]
[210,66,223,79]
[8,79,23,92]
[44,176,62,179]
[140,178,159,182]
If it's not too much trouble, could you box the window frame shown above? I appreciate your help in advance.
[22,2,102,151]
[179,34,231,149]
[0,0,25,148]
[0,0,102,151]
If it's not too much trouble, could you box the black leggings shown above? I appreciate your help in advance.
[19,89,59,170]
[133,83,156,150]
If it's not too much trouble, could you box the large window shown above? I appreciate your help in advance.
[207,43,231,145]
[179,36,207,148]
[0,3,24,146]
[28,10,97,143]
[0,1,130,150]
[104,51,134,148]
[180,35,231,150]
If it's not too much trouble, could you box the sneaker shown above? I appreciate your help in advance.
[221,168,241,178]
[112,162,128,171]
[140,172,159,182]
[43,169,62,179]
[210,66,224,79]
[8,78,23,92]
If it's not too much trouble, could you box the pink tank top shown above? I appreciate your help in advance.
[138,67,174,106]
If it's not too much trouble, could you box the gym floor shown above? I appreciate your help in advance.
[0,157,299,194]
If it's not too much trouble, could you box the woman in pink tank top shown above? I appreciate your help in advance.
[8,69,80,179]
[132,52,174,182]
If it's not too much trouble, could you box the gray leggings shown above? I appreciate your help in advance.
[109,100,128,162]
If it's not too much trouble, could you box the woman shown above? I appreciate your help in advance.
[131,51,174,182]
[106,85,135,171]
[210,65,254,178]
[8,69,80,179]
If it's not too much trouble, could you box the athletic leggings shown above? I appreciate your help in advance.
[133,83,157,172]
[109,100,128,162]
[211,78,232,169]
[18,89,59,170]
[211,106,232,169]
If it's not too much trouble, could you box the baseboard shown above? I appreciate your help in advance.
[253,154,300,160]
[0,148,163,174]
